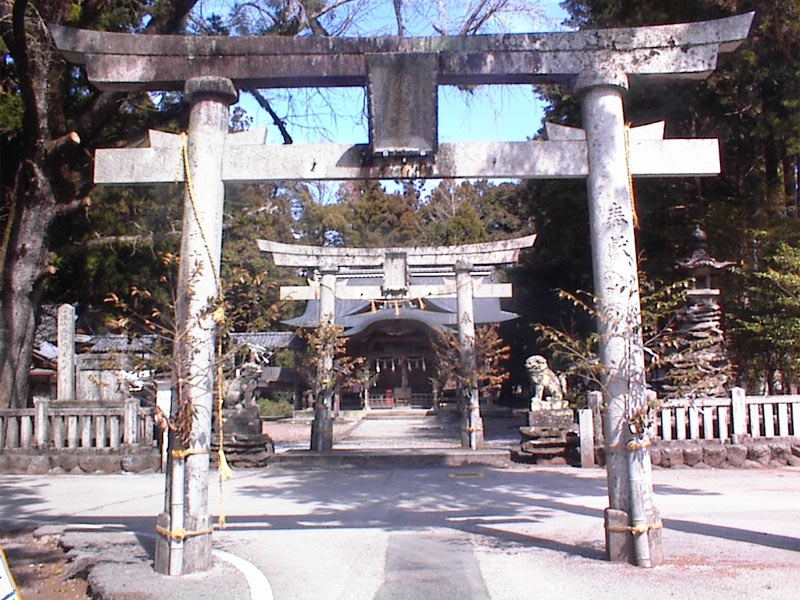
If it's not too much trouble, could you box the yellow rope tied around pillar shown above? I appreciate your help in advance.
[216,330,233,530]
[623,123,639,229]
[603,438,653,453]
[179,131,231,530]
[626,438,652,451]
[180,132,223,290]
[156,524,215,541]
[170,447,209,460]
[607,520,664,536]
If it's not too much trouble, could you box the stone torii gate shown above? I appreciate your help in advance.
[258,235,536,452]
[52,12,753,575]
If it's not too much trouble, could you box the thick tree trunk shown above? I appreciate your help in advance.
[0,160,57,408]
[0,0,63,409]
[0,0,200,409]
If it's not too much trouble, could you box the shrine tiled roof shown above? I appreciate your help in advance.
[282,272,519,334]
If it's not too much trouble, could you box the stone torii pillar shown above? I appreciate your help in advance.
[311,261,338,451]
[577,71,658,566]
[154,76,237,576]
[455,259,482,449]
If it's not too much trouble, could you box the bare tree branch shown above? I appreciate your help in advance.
[297,1,330,36]
[393,0,404,37]
[245,90,294,145]
[460,0,508,35]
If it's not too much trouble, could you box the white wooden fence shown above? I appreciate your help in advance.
[653,388,800,442]
[367,391,435,409]
[0,399,156,450]
[578,387,800,468]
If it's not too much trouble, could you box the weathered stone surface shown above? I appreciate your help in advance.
[683,445,703,467]
[26,455,51,475]
[660,446,684,468]
[791,443,800,458]
[121,453,159,473]
[79,454,120,473]
[702,445,727,468]
[539,456,568,465]
[726,444,747,467]
[5,454,31,473]
[742,459,763,469]
[747,444,771,466]
[605,508,634,564]
[54,453,80,472]
[770,444,791,465]
[788,455,800,467]
[649,446,662,467]
[50,13,755,91]
[520,440,564,456]
[527,409,574,429]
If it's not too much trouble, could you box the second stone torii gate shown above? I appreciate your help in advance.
[258,235,536,451]
[52,12,754,575]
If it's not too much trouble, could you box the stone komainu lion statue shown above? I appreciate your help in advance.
[525,355,568,411]
[222,363,261,409]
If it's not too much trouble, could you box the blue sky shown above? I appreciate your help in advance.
[229,1,572,147]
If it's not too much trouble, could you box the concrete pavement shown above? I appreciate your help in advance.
[1,464,799,599]
[1,411,799,599]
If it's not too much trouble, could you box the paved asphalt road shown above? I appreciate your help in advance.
[1,463,799,599]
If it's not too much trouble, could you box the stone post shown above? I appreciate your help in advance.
[730,387,747,443]
[155,76,237,576]
[455,259,483,449]
[123,398,138,445]
[577,70,661,566]
[57,304,76,402]
[34,398,49,448]
[578,408,595,468]
[311,263,337,451]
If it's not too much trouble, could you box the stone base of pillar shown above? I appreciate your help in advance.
[605,507,663,566]
[645,506,664,566]
[182,514,213,574]
[153,512,213,575]
[311,407,333,451]
[153,511,173,575]
[460,415,485,449]
[605,507,634,563]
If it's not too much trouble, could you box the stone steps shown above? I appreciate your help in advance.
[269,447,511,469]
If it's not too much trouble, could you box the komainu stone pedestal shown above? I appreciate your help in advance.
[212,405,274,467]
[519,408,578,462]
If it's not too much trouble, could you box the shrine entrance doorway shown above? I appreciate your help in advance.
[346,319,438,410]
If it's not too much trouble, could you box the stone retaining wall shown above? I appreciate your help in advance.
[650,439,800,469]
[0,448,162,475]
[598,438,800,469]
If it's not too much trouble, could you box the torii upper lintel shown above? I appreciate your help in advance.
[51,13,753,92]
